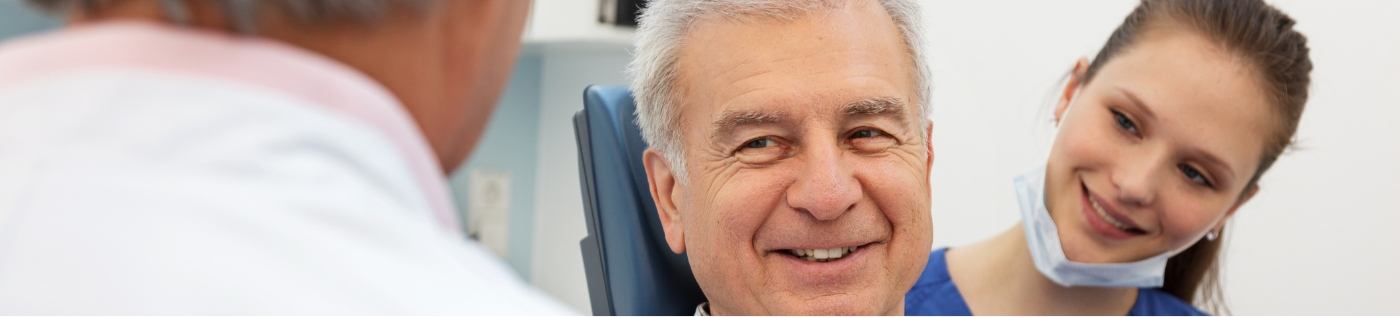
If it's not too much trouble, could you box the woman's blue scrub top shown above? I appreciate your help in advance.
[905,248,1207,316]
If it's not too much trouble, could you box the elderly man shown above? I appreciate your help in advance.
[0,0,564,314]
[631,0,934,315]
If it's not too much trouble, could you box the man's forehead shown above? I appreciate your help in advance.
[668,0,919,139]
[673,0,909,85]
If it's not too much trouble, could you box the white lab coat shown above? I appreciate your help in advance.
[0,22,569,314]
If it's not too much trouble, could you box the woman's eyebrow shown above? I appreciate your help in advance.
[1115,86,1158,121]
[1186,147,1237,185]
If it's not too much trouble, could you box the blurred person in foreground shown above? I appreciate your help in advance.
[0,0,568,314]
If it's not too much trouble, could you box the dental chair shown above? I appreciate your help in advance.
[574,85,706,315]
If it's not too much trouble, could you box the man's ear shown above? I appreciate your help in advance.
[924,119,935,174]
[643,149,686,254]
[1055,57,1091,124]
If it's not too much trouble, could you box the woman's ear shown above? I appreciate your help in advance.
[1226,184,1259,218]
[643,149,687,254]
[1214,184,1260,233]
[1055,58,1091,124]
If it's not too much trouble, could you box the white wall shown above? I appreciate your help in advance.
[921,0,1400,314]
[529,46,632,313]
[519,0,636,312]
[450,54,544,280]
[525,0,634,45]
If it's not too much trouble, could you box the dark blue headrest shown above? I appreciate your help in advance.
[574,85,706,315]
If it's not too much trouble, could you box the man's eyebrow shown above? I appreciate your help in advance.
[711,110,792,142]
[841,97,909,123]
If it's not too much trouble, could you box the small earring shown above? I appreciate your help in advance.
[1205,230,1219,241]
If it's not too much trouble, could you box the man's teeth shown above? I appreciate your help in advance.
[787,247,858,262]
[1090,198,1132,231]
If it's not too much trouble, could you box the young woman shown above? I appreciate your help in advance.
[906,0,1312,315]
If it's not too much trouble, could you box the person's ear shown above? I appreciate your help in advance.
[644,149,687,254]
[1055,57,1091,124]
[1215,184,1260,233]
[924,119,935,174]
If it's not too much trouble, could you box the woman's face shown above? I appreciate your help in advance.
[1047,28,1277,263]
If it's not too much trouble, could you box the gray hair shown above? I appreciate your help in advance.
[628,0,931,180]
[26,0,431,34]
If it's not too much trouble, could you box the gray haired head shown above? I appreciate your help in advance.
[26,0,433,34]
[627,0,931,180]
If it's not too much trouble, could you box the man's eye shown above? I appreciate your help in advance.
[1111,109,1140,136]
[735,136,787,164]
[742,137,775,149]
[850,129,885,139]
[1178,163,1215,188]
[848,128,896,152]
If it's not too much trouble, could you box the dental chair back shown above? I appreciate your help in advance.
[574,85,706,315]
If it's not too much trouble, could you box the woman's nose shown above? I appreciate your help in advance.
[1112,152,1168,208]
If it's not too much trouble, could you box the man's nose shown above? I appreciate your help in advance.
[785,143,861,221]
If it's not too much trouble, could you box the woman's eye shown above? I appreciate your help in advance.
[1178,163,1214,188]
[1111,109,1141,136]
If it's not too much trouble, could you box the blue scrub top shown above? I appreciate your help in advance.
[905,248,1207,316]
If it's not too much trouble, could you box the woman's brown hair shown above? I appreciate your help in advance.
[1077,0,1313,313]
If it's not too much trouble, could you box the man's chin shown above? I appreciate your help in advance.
[761,292,897,316]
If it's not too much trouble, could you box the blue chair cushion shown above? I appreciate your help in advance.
[575,85,706,315]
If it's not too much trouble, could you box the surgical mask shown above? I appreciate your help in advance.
[1015,166,1184,288]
